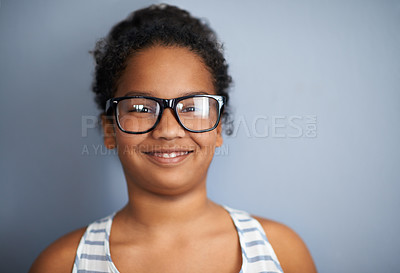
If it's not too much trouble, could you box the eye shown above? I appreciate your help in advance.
[129,104,154,113]
[181,106,196,113]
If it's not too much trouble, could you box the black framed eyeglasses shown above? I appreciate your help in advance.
[105,94,225,134]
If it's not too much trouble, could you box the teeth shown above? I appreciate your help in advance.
[153,151,189,158]
[163,153,174,158]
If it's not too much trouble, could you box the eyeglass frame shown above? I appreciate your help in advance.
[105,94,226,134]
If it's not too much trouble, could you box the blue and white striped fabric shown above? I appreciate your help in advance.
[72,206,283,273]
[224,206,283,273]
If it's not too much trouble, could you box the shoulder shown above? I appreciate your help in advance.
[28,227,86,273]
[253,216,317,273]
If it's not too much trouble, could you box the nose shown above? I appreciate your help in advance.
[151,108,186,140]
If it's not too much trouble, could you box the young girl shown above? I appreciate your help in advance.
[30,4,317,273]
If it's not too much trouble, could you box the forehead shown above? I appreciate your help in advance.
[115,46,215,98]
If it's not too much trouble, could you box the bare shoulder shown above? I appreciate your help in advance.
[29,227,86,273]
[253,216,318,273]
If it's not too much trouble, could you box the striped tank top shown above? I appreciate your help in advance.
[73,206,283,273]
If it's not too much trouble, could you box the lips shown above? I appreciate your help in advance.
[143,150,194,165]
[151,151,190,158]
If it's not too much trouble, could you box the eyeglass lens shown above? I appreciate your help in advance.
[116,97,219,133]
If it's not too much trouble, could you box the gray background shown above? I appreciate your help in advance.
[1,0,399,272]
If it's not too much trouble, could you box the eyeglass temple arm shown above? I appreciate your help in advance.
[105,99,117,114]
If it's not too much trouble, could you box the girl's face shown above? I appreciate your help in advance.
[103,46,223,196]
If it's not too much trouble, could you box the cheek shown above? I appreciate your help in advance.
[115,131,148,155]
[190,131,219,156]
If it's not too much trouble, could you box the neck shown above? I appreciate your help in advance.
[119,179,215,231]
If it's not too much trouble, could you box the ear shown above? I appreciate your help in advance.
[215,123,223,147]
[101,114,116,149]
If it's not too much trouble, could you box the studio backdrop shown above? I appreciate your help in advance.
[0,1,399,272]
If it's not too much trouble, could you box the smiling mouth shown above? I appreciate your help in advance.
[150,151,192,158]
[143,150,194,161]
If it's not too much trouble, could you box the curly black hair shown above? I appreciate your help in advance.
[92,4,233,134]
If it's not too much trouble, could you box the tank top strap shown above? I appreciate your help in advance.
[72,213,117,273]
[224,206,284,273]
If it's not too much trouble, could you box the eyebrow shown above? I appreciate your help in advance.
[122,90,211,97]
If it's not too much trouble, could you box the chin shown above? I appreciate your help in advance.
[140,174,204,196]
